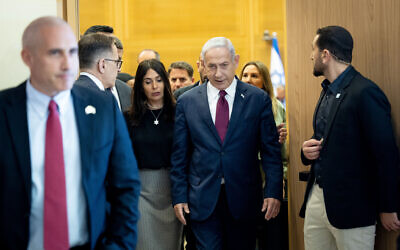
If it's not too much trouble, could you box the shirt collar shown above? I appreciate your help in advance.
[26,78,72,118]
[207,77,237,99]
[321,65,352,94]
[80,72,105,91]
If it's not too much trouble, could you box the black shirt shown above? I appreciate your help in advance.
[125,108,174,170]
[313,66,351,186]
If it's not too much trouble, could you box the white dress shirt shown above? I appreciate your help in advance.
[26,80,88,249]
[80,72,122,110]
[207,78,237,123]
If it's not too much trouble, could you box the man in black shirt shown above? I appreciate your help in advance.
[301,26,400,250]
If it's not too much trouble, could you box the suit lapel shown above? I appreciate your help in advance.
[197,83,222,145]
[313,90,326,133]
[6,82,32,197]
[321,67,357,146]
[223,80,248,146]
[71,86,95,178]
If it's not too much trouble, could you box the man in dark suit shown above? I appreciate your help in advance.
[170,37,283,249]
[75,34,131,112]
[0,16,140,249]
[82,25,132,112]
[301,26,400,250]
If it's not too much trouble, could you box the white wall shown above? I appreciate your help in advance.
[0,0,57,90]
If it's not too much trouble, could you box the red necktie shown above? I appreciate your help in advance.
[215,90,229,143]
[44,100,69,249]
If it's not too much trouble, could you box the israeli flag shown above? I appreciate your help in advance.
[270,34,285,92]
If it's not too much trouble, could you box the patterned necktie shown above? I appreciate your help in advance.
[44,100,69,249]
[215,90,229,143]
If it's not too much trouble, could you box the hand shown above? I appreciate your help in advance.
[302,138,323,160]
[282,180,286,199]
[380,212,400,231]
[173,203,190,225]
[262,198,281,220]
[277,123,287,144]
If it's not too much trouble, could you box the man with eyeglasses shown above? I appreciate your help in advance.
[75,33,128,111]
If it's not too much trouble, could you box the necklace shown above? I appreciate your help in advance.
[149,108,163,125]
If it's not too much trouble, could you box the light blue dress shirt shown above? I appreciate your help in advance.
[26,80,88,249]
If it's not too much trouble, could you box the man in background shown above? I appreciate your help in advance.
[168,61,195,92]
[83,25,132,112]
[0,16,140,249]
[174,55,208,100]
[75,34,127,110]
[301,26,400,250]
[137,49,160,63]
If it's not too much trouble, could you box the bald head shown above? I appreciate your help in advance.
[137,49,160,63]
[22,16,71,51]
[20,16,78,97]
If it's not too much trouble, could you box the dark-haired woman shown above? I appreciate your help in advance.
[124,59,182,249]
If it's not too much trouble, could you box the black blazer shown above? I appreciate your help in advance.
[300,66,400,229]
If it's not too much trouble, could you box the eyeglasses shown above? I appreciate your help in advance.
[104,58,123,69]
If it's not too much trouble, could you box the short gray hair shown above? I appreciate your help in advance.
[201,37,236,62]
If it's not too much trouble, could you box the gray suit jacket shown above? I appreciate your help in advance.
[115,79,132,112]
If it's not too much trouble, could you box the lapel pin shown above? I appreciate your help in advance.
[85,105,96,115]
[241,93,245,99]
[336,93,341,99]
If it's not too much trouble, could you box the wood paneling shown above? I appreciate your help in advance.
[79,0,285,82]
[286,0,400,249]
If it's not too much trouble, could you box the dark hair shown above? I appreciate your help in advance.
[128,59,175,126]
[316,26,353,63]
[83,25,113,36]
[78,34,115,69]
[113,36,123,50]
[168,61,194,78]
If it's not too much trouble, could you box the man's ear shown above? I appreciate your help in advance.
[21,49,32,67]
[98,58,106,74]
[321,49,330,63]
[234,54,240,68]
[196,60,200,70]
[191,77,195,83]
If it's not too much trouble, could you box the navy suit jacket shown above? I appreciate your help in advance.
[0,82,140,249]
[170,79,282,221]
[300,67,400,229]
[75,75,132,112]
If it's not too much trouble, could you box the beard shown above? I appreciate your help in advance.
[313,58,324,77]
[313,67,323,77]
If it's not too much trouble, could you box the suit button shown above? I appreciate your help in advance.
[318,157,322,160]
[221,152,224,156]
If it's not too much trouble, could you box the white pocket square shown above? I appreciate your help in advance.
[85,105,96,115]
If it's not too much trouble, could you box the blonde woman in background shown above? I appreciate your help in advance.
[240,61,288,250]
